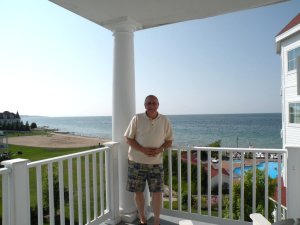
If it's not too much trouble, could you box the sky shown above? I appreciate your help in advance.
[0,0,299,117]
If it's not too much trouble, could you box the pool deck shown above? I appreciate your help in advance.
[220,158,280,177]
[182,152,280,176]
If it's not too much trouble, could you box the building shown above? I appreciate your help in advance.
[275,12,300,219]
[276,13,300,147]
[0,131,8,152]
[181,152,230,191]
[0,111,21,124]
[203,164,230,191]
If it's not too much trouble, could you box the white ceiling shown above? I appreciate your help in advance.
[49,0,288,31]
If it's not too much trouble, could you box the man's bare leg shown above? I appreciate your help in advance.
[152,192,162,225]
[135,192,147,224]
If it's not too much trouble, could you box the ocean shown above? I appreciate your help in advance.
[22,113,282,149]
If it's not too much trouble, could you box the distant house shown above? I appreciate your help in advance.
[203,164,230,190]
[0,111,21,124]
[181,152,230,190]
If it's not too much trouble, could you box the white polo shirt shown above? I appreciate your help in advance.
[124,112,173,164]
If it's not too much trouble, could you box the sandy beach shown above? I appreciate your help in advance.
[8,133,110,148]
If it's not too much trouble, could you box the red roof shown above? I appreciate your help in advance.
[277,13,300,36]
[203,164,230,178]
[181,153,229,177]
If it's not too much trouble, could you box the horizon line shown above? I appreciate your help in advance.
[20,112,282,117]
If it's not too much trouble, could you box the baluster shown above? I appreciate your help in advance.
[241,152,244,221]
[218,150,222,217]
[177,148,182,211]
[197,149,201,214]
[85,155,91,223]
[277,153,282,221]
[168,149,173,209]
[264,153,269,219]
[77,157,83,225]
[208,150,211,216]
[48,163,55,225]
[187,147,191,213]
[58,160,65,225]
[229,152,233,219]
[68,158,74,225]
[252,151,257,214]
[99,152,104,215]
[92,153,98,218]
[36,165,43,225]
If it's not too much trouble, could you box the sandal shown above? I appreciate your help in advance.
[138,220,147,225]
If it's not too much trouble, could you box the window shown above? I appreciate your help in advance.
[288,47,300,71]
[289,102,300,123]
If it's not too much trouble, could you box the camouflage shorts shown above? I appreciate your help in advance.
[127,160,164,193]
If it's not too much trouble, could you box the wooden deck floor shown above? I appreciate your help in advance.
[117,215,216,225]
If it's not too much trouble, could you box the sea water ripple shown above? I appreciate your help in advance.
[22,113,282,149]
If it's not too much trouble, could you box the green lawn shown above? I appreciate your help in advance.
[6,130,50,137]
[1,144,104,225]
[8,144,95,161]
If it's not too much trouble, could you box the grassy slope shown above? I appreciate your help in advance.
[1,144,99,224]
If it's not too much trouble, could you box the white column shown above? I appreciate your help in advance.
[2,158,31,225]
[285,146,300,219]
[109,17,141,222]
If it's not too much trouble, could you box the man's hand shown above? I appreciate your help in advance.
[142,147,163,157]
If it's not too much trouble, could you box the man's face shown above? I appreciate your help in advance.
[144,97,159,114]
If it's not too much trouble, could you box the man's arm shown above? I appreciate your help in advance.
[152,140,173,156]
[160,140,172,151]
[126,137,146,154]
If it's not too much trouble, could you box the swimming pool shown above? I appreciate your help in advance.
[233,162,281,179]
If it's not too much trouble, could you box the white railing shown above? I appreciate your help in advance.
[0,145,292,225]
[161,147,287,225]
[0,142,119,225]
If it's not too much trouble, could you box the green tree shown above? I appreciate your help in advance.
[232,169,276,222]
[20,121,25,131]
[16,121,21,131]
[25,121,30,131]
[209,139,221,159]
[30,122,37,129]
[193,139,222,161]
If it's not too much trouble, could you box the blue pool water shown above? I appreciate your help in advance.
[233,162,280,179]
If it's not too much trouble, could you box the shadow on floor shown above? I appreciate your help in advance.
[120,217,177,225]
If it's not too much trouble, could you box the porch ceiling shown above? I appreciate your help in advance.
[49,0,288,31]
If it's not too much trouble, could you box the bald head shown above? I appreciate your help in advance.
[144,95,159,104]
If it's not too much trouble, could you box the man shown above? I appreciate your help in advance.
[124,95,173,225]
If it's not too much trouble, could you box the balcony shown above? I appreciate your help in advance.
[0,143,296,225]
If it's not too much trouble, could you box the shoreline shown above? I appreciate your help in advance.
[20,114,281,149]
[8,132,111,148]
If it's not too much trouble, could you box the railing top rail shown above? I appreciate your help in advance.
[27,146,109,168]
[193,146,286,153]
[285,145,300,149]
[171,146,287,153]
[0,167,10,175]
